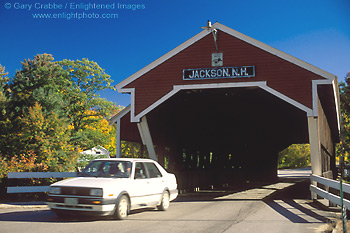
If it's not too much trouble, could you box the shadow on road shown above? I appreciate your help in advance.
[0,177,339,225]
[175,177,338,224]
[262,178,338,224]
[263,199,330,224]
[0,210,61,223]
[0,207,163,223]
[0,209,111,223]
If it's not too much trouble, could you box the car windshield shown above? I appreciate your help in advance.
[79,160,132,178]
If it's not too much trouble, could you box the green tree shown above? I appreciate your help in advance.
[17,102,77,171]
[0,65,11,157]
[6,54,69,118]
[0,54,70,157]
[278,144,311,169]
[0,64,9,87]
[58,59,117,150]
[0,64,9,120]
[0,54,120,174]
[75,110,117,154]
[339,72,350,161]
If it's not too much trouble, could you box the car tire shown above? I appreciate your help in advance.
[157,191,170,211]
[113,195,129,220]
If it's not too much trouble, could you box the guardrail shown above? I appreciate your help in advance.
[310,174,350,210]
[6,172,77,194]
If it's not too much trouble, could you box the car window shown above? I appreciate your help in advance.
[80,160,132,178]
[134,162,147,179]
[144,162,162,178]
[83,161,103,173]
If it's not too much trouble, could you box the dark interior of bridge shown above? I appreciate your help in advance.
[142,87,309,189]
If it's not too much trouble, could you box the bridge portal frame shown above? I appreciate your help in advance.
[110,22,340,189]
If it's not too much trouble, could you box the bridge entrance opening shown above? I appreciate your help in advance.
[144,86,308,189]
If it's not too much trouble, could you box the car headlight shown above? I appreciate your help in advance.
[49,186,61,195]
[90,188,103,197]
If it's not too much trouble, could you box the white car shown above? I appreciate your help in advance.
[46,158,178,220]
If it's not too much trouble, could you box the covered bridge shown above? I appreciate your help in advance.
[111,22,341,190]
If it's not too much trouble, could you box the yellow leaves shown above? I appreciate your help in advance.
[73,146,84,153]
[74,109,116,155]
[278,144,311,169]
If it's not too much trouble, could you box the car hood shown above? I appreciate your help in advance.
[51,177,130,189]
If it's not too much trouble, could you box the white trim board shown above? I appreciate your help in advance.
[311,79,341,134]
[312,79,334,117]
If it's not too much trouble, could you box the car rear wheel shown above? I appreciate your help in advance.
[157,191,170,211]
[113,195,129,220]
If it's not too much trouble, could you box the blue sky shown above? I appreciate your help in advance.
[0,0,349,107]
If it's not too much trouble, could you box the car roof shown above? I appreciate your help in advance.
[92,158,157,163]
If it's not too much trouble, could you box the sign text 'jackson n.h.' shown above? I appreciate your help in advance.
[183,66,255,80]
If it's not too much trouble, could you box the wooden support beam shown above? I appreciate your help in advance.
[137,116,157,161]
[308,116,322,176]
[116,118,121,158]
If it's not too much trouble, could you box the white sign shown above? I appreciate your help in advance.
[212,53,223,66]
[183,66,255,80]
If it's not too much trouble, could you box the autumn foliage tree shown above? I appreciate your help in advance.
[278,144,311,169]
[1,54,70,157]
[0,65,9,141]
[75,110,117,153]
[18,102,76,171]
[57,59,117,151]
[339,72,350,161]
[0,54,119,178]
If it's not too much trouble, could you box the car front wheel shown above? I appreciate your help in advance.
[113,195,129,220]
[157,191,170,211]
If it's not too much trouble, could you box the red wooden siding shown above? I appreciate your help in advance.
[120,112,142,143]
[124,31,326,116]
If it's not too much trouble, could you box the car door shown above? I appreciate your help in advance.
[143,162,164,203]
[128,162,151,208]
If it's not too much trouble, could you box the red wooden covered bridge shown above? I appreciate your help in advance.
[110,22,341,190]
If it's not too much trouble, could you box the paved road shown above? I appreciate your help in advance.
[0,169,339,233]
[278,167,312,179]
